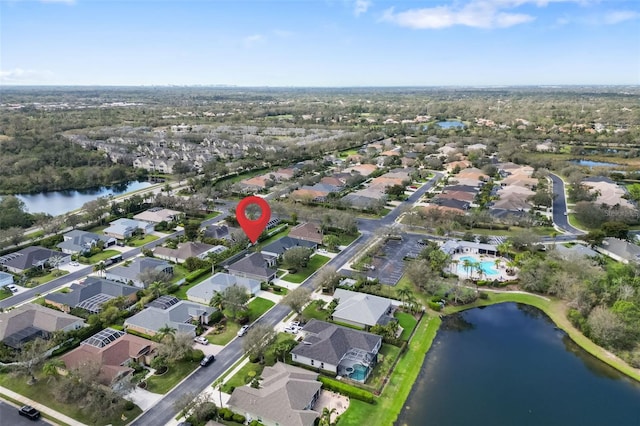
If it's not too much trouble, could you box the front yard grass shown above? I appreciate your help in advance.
[0,288,13,301]
[127,234,159,247]
[30,270,69,285]
[395,311,418,341]
[220,362,264,394]
[247,297,275,321]
[281,254,330,283]
[365,343,401,391]
[83,249,121,264]
[145,359,199,394]
[169,264,189,285]
[207,321,241,345]
[172,271,212,299]
[0,372,142,426]
[302,299,330,321]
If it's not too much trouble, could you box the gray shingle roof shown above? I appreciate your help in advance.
[0,246,65,271]
[291,320,381,366]
[124,300,215,335]
[228,362,321,426]
[187,273,261,302]
[332,289,392,327]
[107,257,172,283]
[45,277,137,312]
[227,253,276,281]
[261,237,316,257]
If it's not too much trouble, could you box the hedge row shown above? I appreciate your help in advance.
[185,268,210,283]
[319,376,375,404]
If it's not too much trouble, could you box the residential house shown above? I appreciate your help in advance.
[57,230,116,255]
[598,238,640,264]
[0,303,85,348]
[331,289,395,329]
[61,328,157,385]
[45,277,138,314]
[154,242,227,263]
[582,176,635,209]
[291,320,381,382]
[105,257,173,288]
[186,273,261,304]
[342,164,378,177]
[437,190,476,203]
[133,157,175,173]
[202,224,236,241]
[0,246,71,274]
[555,244,599,261]
[103,218,154,240]
[432,198,470,212]
[440,240,498,256]
[133,207,182,224]
[124,297,215,337]
[290,188,330,203]
[319,176,345,188]
[239,176,269,193]
[288,223,324,245]
[0,271,14,287]
[227,253,277,283]
[260,237,317,259]
[228,362,322,426]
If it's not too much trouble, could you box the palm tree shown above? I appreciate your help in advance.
[494,258,502,270]
[213,378,224,408]
[156,324,176,343]
[405,293,419,314]
[396,285,413,308]
[42,359,65,383]
[319,407,337,426]
[210,292,225,312]
[462,259,472,279]
[93,261,106,277]
[148,281,165,299]
[450,259,459,274]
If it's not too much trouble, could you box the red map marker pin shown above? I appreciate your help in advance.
[236,196,272,244]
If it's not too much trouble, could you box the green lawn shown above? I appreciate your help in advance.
[281,254,330,283]
[145,359,199,394]
[331,232,360,246]
[302,299,330,321]
[127,234,159,247]
[169,264,189,285]
[253,226,290,250]
[395,312,418,341]
[366,344,402,391]
[337,315,441,426]
[247,297,275,321]
[0,372,142,426]
[207,322,241,345]
[172,271,212,299]
[31,270,69,285]
[83,249,121,264]
[220,362,265,393]
[0,288,13,301]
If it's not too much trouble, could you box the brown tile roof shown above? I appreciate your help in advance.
[288,223,324,244]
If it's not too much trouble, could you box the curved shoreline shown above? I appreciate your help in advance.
[338,291,640,426]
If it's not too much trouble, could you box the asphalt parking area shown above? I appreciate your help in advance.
[368,236,422,286]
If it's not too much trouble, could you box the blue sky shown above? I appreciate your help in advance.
[1,0,639,86]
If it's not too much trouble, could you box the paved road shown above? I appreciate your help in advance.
[549,173,585,235]
[131,172,445,426]
[0,400,52,425]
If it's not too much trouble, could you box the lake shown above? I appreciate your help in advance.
[396,303,640,426]
[570,160,619,168]
[14,181,154,216]
[437,120,465,129]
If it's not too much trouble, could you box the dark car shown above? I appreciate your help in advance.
[19,405,41,420]
[200,354,215,367]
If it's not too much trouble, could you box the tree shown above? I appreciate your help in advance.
[158,332,194,362]
[93,261,106,277]
[282,247,312,271]
[602,221,629,240]
[147,281,168,299]
[210,291,225,311]
[312,266,341,293]
[174,391,198,420]
[42,358,65,383]
[508,229,542,251]
[221,285,250,320]
[587,306,626,348]
[396,285,413,307]
[582,230,606,247]
[15,338,50,384]
[386,184,406,199]
[48,255,65,272]
[322,234,341,251]
[156,324,176,343]
[184,220,201,241]
[242,324,276,364]
[281,287,312,314]
[137,268,172,287]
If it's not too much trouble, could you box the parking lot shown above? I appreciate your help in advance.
[367,235,423,286]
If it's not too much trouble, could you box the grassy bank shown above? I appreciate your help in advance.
[337,314,441,426]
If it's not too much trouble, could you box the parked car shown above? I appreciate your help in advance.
[283,326,299,334]
[237,325,250,337]
[290,321,301,328]
[7,284,18,293]
[200,354,215,367]
[18,405,41,420]
[193,336,209,345]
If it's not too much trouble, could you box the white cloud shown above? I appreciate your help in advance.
[0,68,53,84]
[381,2,534,29]
[273,29,293,38]
[603,10,640,25]
[243,34,265,48]
[354,0,372,17]
[39,0,76,4]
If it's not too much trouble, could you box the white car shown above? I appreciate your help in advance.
[237,325,250,337]
[69,261,80,267]
[193,336,209,345]
[283,326,299,334]
[6,285,18,293]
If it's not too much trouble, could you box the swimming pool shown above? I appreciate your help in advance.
[457,255,499,276]
[349,364,369,382]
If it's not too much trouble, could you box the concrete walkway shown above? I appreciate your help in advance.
[126,387,164,411]
[0,385,86,426]
[255,290,283,303]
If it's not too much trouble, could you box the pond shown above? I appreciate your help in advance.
[14,181,154,216]
[570,160,619,168]
[396,303,640,426]
[437,120,465,129]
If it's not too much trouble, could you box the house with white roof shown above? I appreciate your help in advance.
[186,272,261,304]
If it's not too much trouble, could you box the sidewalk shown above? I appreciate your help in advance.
[0,385,86,426]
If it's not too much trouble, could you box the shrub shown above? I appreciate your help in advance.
[567,308,586,331]
[428,301,442,311]
[318,376,375,403]
[218,408,234,421]
[208,310,224,324]
[124,401,135,411]
[191,349,205,362]
[478,291,489,300]
[232,413,246,423]
[185,268,210,283]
